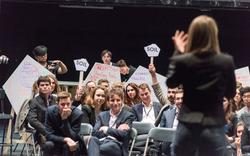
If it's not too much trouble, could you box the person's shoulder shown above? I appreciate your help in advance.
[132,103,142,109]
[82,104,93,114]
[216,53,234,61]
[47,105,57,111]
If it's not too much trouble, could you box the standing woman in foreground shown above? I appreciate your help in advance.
[167,15,236,156]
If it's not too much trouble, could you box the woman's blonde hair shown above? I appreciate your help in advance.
[186,15,220,54]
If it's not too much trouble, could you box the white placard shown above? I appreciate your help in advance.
[2,55,53,113]
[126,65,167,102]
[84,62,121,84]
[235,66,250,87]
[74,58,89,71]
[144,44,160,57]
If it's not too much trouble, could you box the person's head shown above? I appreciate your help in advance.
[223,97,230,112]
[125,83,141,107]
[36,76,51,95]
[57,91,72,113]
[47,74,60,94]
[175,90,183,110]
[91,86,107,109]
[186,15,220,54]
[108,88,124,115]
[97,79,110,89]
[167,87,178,104]
[240,86,250,107]
[138,83,151,105]
[235,121,245,137]
[33,45,48,63]
[116,59,129,75]
[101,49,112,65]
[125,83,139,100]
[86,81,96,93]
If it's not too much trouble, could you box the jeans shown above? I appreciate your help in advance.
[172,122,230,156]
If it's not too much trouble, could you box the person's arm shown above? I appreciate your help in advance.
[60,110,83,141]
[159,112,166,127]
[105,113,134,141]
[53,60,68,74]
[27,100,46,135]
[225,56,236,99]
[45,110,65,143]
[149,63,169,107]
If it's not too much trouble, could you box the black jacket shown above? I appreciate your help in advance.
[166,52,236,126]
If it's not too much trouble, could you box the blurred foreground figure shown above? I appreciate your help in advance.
[166,15,236,156]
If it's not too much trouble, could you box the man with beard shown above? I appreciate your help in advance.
[32,45,68,75]
[148,63,178,126]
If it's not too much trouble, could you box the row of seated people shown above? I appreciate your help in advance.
[15,64,250,156]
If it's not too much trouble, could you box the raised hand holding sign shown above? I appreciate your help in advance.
[144,44,160,64]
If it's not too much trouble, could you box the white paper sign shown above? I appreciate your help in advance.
[2,55,53,113]
[126,65,167,102]
[144,44,160,57]
[235,66,250,87]
[84,62,121,84]
[74,58,89,71]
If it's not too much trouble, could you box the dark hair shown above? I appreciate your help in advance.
[240,86,250,96]
[124,83,141,107]
[36,76,51,86]
[116,59,127,67]
[57,91,71,103]
[101,49,112,57]
[32,45,47,56]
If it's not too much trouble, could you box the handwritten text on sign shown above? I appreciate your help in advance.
[84,62,121,84]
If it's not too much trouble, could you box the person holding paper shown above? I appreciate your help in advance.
[116,59,136,82]
[166,15,236,156]
[32,45,68,75]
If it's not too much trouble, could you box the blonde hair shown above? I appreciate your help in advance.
[186,15,220,54]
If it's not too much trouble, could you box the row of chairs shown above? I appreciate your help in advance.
[79,122,176,156]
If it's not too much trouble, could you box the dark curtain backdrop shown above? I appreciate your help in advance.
[1,2,250,83]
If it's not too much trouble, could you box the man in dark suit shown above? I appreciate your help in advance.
[167,15,236,156]
[160,90,183,128]
[43,91,87,156]
[132,83,161,124]
[27,76,56,145]
[92,88,134,156]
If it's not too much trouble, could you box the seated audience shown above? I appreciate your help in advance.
[92,87,134,156]
[132,83,161,124]
[124,83,141,107]
[43,91,87,156]
[116,59,136,82]
[82,86,108,126]
[97,79,110,90]
[85,80,96,93]
[27,76,56,146]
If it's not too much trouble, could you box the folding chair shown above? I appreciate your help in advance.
[129,128,137,156]
[143,127,176,156]
[79,123,93,149]
[79,123,93,136]
[131,122,155,155]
